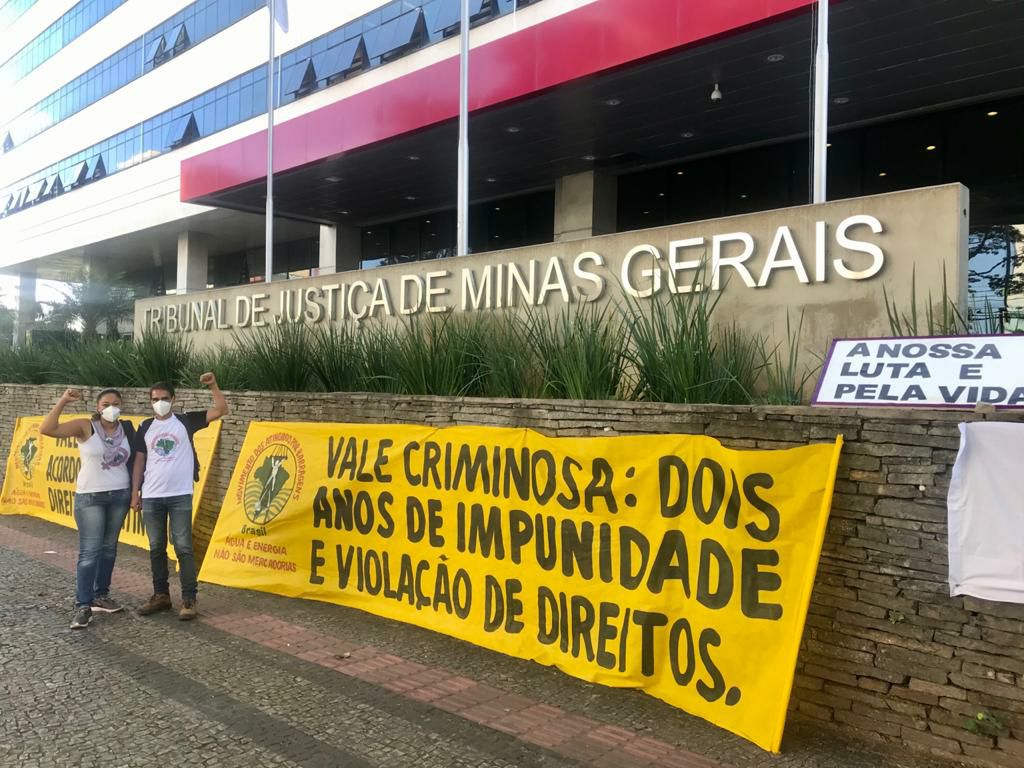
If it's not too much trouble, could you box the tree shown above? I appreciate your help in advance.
[41,268,137,339]
[968,225,1024,332]
[0,303,14,345]
[969,226,1023,298]
[0,291,45,346]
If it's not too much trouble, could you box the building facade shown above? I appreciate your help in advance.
[1,0,1022,341]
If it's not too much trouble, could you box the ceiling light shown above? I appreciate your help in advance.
[338,210,350,215]
[658,193,665,197]
[581,154,596,161]
[767,53,785,63]
[643,210,650,215]
[878,172,887,177]
[833,96,850,104]
[601,98,622,106]
[485,176,497,183]
[986,111,998,117]
[425,219,431,224]
[826,142,832,147]
[676,170,684,176]
[324,176,341,182]
[926,145,937,151]
[494,206,501,211]
[740,194,748,199]
[681,131,695,139]
[407,154,420,161]
[505,126,521,133]
[405,195,417,200]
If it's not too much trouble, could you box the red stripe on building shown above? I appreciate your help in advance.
[180,0,815,201]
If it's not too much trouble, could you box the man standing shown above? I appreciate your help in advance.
[131,373,227,620]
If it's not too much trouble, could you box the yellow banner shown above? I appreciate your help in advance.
[200,422,841,751]
[1,415,221,554]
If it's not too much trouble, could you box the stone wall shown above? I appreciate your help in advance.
[1,384,1022,766]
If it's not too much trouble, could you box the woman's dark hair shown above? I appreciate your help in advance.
[91,388,123,421]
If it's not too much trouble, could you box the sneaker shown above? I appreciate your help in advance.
[70,606,92,629]
[137,593,172,616]
[178,597,197,622]
[91,596,124,613]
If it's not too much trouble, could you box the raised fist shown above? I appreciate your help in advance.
[62,388,82,402]
[199,372,217,387]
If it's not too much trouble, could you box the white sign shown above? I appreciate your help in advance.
[948,422,1024,604]
[813,336,1024,409]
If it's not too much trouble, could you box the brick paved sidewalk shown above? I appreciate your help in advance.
[1,515,968,768]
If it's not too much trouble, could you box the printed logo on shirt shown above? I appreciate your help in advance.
[151,433,179,458]
[101,447,130,471]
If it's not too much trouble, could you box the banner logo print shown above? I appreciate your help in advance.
[239,433,306,530]
[18,436,39,480]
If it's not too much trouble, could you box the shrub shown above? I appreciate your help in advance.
[472,313,544,399]
[231,323,317,392]
[127,331,194,388]
[389,315,482,397]
[308,325,364,393]
[0,344,57,384]
[56,338,135,388]
[527,305,627,401]
[622,290,765,404]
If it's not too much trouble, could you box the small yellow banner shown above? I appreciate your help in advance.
[200,422,841,751]
[1,415,221,554]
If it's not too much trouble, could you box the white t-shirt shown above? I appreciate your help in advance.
[76,422,131,493]
[140,414,197,499]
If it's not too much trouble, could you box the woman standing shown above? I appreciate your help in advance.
[41,388,135,629]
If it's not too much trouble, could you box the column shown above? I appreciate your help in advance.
[320,223,362,274]
[176,231,209,294]
[14,273,35,347]
[318,225,338,275]
[337,224,362,272]
[553,171,618,243]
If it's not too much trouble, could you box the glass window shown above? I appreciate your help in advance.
[0,0,544,219]
[4,0,263,150]
[0,0,127,90]
[0,0,39,33]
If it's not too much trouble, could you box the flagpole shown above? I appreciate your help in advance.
[265,0,276,283]
[456,0,469,256]
[812,0,829,203]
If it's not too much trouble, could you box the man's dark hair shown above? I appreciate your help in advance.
[149,381,176,398]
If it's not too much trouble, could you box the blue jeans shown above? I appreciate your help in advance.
[142,495,197,600]
[73,489,131,608]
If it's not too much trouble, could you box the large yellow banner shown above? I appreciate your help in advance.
[1,415,221,554]
[200,422,841,751]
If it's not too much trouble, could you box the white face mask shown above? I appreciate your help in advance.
[100,405,121,423]
[153,400,173,417]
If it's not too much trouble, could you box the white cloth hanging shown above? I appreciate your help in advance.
[947,421,1024,603]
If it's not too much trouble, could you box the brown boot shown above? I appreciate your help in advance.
[137,593,172,616]
[178,597,197,621]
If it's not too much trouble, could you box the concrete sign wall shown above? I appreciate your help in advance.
[134,184,969,352]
